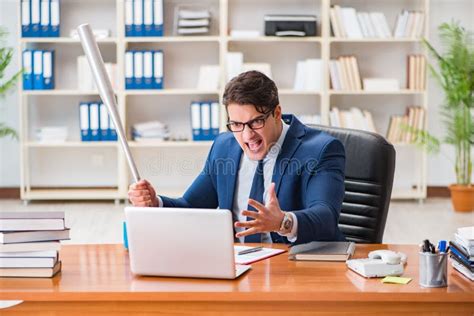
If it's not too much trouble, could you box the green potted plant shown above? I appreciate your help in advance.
[412,22,473,212]
[0,27,21,139]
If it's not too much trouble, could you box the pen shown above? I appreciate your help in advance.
[422,239,431,252]
[238,246,263,255]
[437,240,447,253]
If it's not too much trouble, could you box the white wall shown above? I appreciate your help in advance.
[0,0,473,188]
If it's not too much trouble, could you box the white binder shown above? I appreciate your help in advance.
[134,51,144,89]
[153,51,163,88]
[201,102,211,140]
[42,50,53,89]
[50,0,60,36]
[21,0,31,37]
[143,51,153,89]
[31,0,41,36]
[191,102,201,141]
[134,0,144,36]
[40,0,50,36]
[125,51,134,89]
[99,103,109,140]
[79,102,90,141]
[89,102,100,141]
[125,0,133,36]
[144,0,153,35]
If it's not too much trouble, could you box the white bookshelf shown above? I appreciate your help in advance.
[18,0,429,202]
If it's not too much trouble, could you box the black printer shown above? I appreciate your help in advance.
[264,15,317,37]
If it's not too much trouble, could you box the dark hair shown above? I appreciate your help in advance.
[222,70,279,114]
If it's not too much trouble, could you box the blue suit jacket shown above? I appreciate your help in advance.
[160,115,346,244]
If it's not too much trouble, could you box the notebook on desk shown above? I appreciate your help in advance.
[125,207,251,279]
[288,241,355,261]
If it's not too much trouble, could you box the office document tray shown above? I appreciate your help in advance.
[264,15,317,37]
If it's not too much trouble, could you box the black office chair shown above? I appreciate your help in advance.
[309,125,396,244]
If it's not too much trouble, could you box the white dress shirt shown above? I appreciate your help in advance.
[232,121,298,243]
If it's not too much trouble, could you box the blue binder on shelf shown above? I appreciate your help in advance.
[22,50,34,90]
[99,103,109,141]
[133,0,144,36]
[211,101,220,139]
[133,51,144,89]
[42,50,54,89]
[109,116,118,141]
[79,102,91,141]
[50,0,60,37]
[32,50,44,89]
[89,102,100,141]
[191,101,201,141]
[125,0,133,36]
[40,0,50,37]
[143,50,153,89]
[153,50,163,89]
[153,0,164,36]
[21,0,31,37]
[200,102,211,141]
[143,0,153,36]
[30,0,41,37]
[125,51,134,89]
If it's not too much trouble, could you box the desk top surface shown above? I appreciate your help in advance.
[0,244,472,302]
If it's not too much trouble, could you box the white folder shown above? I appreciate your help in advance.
[125,51,134,88]
[50,0,60,35]
[143,51,153,87]
[125,0,133,33]
[100,103,109,139]
[40,0,50,33]
[31,0,41,31]
[134,51,143,88]
[134,0,143,32]
[144,0,153,28]
[153,51,163,86]
[201,102,211,140]
[42,51,53,87]
[153,0,163,26]
[21,0,31,33]
[79,102,90,140]
[89,102,100,140]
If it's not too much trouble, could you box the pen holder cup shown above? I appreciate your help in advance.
[419,252,448,288]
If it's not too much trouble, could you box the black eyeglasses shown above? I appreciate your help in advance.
[226,110,274,132]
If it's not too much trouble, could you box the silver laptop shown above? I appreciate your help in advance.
[124,207,251,279]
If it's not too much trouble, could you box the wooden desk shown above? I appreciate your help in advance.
[0,244,473,315]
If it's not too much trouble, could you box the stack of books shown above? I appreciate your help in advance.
[0,211,69,278]
[386,106,425,144]
[329,56,362,91]
[329,107,377,133]
[394,10,425,38]
[450,226,473,281]
[407,55,426,90]
[329,5,392,38]
[176,8,211,35]
[132,121,170,142]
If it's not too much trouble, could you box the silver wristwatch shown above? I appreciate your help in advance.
[279,212,294,235]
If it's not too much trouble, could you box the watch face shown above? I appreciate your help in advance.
[284,217,292,230]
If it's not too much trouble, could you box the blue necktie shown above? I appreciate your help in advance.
[245,160,264,243]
